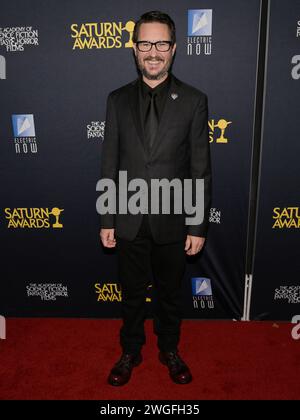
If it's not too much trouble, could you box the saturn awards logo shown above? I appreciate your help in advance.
[71,19,135,50]
[272,207,300,229]
[95,283,122,302]
[208,118,232,143]
[95,282,152,302]
[4,207,64,229]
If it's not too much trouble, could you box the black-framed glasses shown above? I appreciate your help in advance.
[136,40,173,52]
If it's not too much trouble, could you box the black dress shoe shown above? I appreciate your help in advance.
[108,353,142,386]
[159,351,192,384]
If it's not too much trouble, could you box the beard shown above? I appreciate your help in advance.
[136,54,173,80]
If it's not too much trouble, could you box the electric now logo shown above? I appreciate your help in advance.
[0,316,6,339]
[192,277,214,310]
[192,277,212,296]
[12,114,36,137]
[188,10,212,36]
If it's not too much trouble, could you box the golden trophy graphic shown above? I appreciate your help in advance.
[123,21,135,48]
[51,207,64,228]
[216,119,232,143]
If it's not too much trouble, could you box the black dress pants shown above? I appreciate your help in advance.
[116,214,187,355]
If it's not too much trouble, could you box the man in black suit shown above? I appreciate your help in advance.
[99,11,212,386]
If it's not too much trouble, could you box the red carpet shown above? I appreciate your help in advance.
[0,318,299,400]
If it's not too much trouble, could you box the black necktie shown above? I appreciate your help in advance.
[144,90,159,152]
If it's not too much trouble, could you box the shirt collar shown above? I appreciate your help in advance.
[140,73,171,98]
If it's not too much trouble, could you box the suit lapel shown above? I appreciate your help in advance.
[128,78,147,159]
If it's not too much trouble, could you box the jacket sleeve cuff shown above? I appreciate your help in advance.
[187,223,208,238]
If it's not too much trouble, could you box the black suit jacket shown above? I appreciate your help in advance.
[100,73,212,244]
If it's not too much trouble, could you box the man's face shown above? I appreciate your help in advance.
[133,22,176,80]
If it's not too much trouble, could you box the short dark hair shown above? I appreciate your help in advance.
[133,10,176,45]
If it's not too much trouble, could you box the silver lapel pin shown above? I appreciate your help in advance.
[171,93,178,100]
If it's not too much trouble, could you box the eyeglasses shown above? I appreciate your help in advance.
[136,40,173,52]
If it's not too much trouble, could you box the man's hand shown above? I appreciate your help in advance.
[100,228,116,248]
[185,235,205,256]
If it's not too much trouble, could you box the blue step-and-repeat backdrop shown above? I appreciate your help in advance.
[0,0,299,320]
